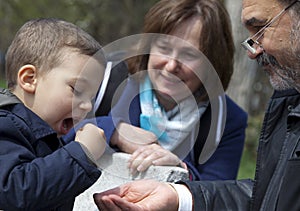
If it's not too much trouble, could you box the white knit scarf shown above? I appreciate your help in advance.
[140,75,208,154]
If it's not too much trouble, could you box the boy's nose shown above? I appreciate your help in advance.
[80,101,93,112]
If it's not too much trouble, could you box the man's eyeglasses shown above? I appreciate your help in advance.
[241,0,299,54]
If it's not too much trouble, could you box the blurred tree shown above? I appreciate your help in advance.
[224,0,272,115]
[72,0,159,44]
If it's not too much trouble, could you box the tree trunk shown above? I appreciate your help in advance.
[224,1,257,113]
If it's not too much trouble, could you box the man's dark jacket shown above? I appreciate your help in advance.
[183,89,300,211]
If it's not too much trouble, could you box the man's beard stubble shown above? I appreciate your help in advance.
[256,49,300,92]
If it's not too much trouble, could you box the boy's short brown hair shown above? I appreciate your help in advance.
[5,18,104,90]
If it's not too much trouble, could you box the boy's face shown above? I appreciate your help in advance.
[26,51,103,136]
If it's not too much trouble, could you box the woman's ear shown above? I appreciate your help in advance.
[17,65,38,94]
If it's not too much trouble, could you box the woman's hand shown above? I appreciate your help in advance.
[128,143,186,175]
[110,122,158,154]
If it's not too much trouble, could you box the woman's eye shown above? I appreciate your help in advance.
[153,41,172,53]
[181,51,198,61]
[158,45,171,53]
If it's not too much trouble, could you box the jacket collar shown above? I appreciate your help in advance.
[0,88,21,107]
[0,88,57,142]
[271,88,299,99]
[14,104,57,141]
[290,104,300,117]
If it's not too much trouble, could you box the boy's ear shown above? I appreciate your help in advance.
[17,65,38,94]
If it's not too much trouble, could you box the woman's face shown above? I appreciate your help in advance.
[147,17,204,109]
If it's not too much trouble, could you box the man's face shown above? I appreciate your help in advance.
[242,0,300,91]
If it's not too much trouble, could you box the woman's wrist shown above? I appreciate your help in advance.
[177,160,188,170]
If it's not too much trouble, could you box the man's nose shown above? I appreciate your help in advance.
[247,44,264,59]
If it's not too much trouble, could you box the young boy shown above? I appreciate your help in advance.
[0,18,106,210]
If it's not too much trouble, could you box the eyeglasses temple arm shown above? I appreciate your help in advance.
[249,0,298,41]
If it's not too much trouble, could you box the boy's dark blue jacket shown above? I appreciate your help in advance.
[0,88,101,210]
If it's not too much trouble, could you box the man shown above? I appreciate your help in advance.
[93,0,300,210]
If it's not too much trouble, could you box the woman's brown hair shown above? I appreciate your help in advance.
[128,0,234,91]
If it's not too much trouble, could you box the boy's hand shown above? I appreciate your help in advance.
[75,123,106,161]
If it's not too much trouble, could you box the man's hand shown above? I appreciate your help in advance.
[93,179,179,211]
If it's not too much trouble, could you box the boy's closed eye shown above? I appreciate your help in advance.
[70,85,83,97]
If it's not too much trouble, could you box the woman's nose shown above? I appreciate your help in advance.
[165,57,180,72]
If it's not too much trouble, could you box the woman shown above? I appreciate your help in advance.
[93,0,247,181]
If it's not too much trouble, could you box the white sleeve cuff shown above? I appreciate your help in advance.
[169,183,193,211]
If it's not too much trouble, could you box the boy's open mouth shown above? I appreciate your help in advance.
[61,118,74,135]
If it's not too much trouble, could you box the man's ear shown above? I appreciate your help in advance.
[17,64,38,94]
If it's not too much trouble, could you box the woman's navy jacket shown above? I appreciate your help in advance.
[93,77,247,181]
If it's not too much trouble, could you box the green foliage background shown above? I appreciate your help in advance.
[0,79,5,88]
[1,0,159,79]
[0,0,159,49]
[237,115,262,179]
